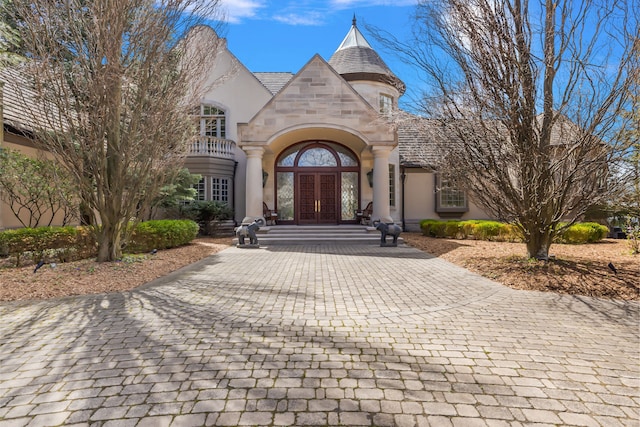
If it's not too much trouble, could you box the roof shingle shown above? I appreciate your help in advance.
[253,72,294,95]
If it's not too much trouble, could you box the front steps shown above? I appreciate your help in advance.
[234,224,404,246]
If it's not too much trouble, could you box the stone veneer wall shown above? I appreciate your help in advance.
[239,56,395,147]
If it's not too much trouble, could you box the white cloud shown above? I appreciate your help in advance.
[273,11,326,26]
[219,0,266,23]
[330,0,417,8]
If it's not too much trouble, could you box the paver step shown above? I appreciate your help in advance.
[234,224,404,246]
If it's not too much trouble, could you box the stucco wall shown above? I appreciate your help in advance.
[402,168,491,231]
[348,80,400,113]
[0,134,76,229]
[194,29,273,222]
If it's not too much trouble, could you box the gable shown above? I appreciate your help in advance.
[239,54,394,145]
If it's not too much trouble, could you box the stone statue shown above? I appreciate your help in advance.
[374,221,402,247]
[236,219,262,247]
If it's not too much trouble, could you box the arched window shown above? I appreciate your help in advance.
[277,142,357,168]
[200,105,226,138]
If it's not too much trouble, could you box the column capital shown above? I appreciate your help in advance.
[243,146,265,159]
[370,145,394,158]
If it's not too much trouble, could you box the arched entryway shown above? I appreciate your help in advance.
[275,141,360,225]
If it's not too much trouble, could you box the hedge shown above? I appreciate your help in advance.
[0,220,199,267]
[419,220,607,244]
[420,220,522,242]
[0,226,95,266]
[556,222,609,244]
[126,220,199,253]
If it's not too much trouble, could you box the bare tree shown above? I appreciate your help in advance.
[616,42,640,222]
[9,0,224,261]
[374,0,637,259]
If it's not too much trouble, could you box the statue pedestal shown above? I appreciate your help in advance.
[236,243,260,249]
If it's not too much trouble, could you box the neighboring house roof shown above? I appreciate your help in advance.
[328,17,405,94]
[253,72,294,95]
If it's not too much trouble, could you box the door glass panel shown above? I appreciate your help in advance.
[298,148,337,167]
[276,172,294,221]
[341,172,358,221]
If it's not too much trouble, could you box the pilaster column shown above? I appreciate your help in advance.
[243,146,264,220]
[371,145,393,223]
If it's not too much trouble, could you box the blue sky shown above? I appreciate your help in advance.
[215,0,421,105]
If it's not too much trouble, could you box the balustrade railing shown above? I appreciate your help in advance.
[188,136,236,159]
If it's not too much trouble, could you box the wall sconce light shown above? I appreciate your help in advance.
[262,170,268,188]
[366,169,374,188]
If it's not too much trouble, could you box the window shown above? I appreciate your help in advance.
[201,105,226,138]
[211,177,229,203]
[389,164,396,207]
[436,176,468,216]
[194,177,206,201]
[379,94,393,115]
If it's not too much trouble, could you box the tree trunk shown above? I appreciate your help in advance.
[525,228,553,260]
[96,219,123,262]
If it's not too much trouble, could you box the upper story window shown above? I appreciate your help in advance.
[201,105,226,139]
[379,94,393,115]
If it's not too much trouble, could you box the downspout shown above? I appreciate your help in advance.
[232,160,238,227]
[401,165,407,232]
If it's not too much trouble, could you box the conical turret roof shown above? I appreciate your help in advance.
[329,16,405,94]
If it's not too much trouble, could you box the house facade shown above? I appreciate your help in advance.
[0,19,491,232]
[187,20,489,230]
[0,72,74,230]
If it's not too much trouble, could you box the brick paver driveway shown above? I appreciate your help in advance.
[1,245,638,426]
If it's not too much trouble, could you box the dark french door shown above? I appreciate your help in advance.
[275,141,360,224]
[297,173,338,224]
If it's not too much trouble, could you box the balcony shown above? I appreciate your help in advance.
[188,136,236,159]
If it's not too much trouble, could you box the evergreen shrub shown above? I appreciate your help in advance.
[419,220,605,244]
[127,220,198,253]
[0,226,91,266]
[557,222,609,244]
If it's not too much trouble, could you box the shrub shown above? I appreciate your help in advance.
[420,219,454,237]
[460,220,483,239]
[126,220,198,253]
[418,220,605,244]
[556,222,609,244]
[444,221,462,238]
[179,201,234,236]
[0,226,93,266]
[180,201,233,222]
[627,223,640,255]
[469,221,503,240]
[497,223,523,242]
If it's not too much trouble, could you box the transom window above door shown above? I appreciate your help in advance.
[277,141,358,168]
